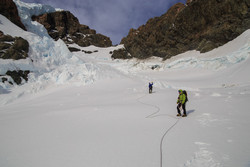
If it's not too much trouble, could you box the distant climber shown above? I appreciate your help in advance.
[149,82,153,94]
[177,89,187,117]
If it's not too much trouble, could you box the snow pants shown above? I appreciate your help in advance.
[149,87,152,93]
[177,103,186,115]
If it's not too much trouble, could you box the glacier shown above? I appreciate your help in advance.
[0,1,250,167]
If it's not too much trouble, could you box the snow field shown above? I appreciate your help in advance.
[2,74,249,167]
[0,78,179,167]
[0,0,250,166]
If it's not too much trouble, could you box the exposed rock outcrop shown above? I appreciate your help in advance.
[112,48,132,59]
[32,11,112,50]
[0,0,26,30]
[0,31,30,85]
[0,0,30,85]
[1,70,30,85]
[0,31,29,60]
[113,0,250,59]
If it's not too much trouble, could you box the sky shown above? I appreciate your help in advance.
[21,0,187,44]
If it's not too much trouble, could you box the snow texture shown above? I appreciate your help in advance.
[0,1,250,167]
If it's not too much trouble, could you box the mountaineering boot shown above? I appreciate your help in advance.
[182,114,187,117]
[177,113,181,117]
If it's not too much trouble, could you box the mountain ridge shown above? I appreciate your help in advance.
[112,0,250,60]
[0,0,113,85]
[32,11,113,50]
[0,0,249,86]
[0,0,112,53]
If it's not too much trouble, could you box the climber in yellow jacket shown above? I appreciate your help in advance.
[177,89,187,117]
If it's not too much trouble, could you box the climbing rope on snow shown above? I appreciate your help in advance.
[137,94,161,118]
[159,118,180,167]
[136,94,178,119]
[136,93,181,167]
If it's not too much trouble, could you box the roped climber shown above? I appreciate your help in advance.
[177,89,187,117]
[149,82,153,94]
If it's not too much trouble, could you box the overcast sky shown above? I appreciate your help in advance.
[21,0,186,44]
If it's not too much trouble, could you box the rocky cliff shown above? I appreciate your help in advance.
[32,11,112,51]
[0,0,112,85]
[0,30,30,85]
[112,0,250,59]
[0,0,26,30]
[0,31,29,60]
[0,0,31,85]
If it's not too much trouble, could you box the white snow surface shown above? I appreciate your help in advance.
[1,1,250,166]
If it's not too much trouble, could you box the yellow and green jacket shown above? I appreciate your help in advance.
[177,90,186,104]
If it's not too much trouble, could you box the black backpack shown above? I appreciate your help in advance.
[183,90,188,102]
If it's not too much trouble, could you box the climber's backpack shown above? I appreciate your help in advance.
[183,90,188,102]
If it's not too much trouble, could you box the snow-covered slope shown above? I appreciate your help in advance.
[1,1,250,167]
[0,0,121,100]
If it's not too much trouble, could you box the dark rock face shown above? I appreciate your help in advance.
[3,70,30,85]
[0,0,26,30]
[114,0,250,59]
[0,31,29,60]
[0,0,31,85]
[111,48,132,59]
[32,11,113,49]
[0,31,30,85]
